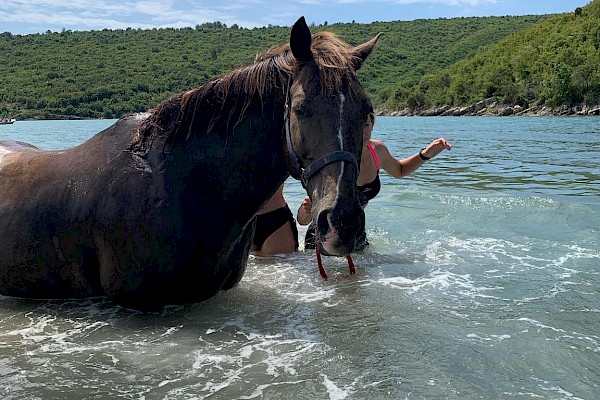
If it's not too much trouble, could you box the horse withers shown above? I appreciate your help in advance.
[0,17,381,309]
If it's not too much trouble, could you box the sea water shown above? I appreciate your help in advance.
[0,117,598,399]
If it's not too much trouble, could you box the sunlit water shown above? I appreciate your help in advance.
[1,117,599,399]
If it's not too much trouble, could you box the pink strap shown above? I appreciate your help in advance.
[367,143,380,170]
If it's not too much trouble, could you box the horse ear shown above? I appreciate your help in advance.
[352,32,382,71]
[290,16,313,62]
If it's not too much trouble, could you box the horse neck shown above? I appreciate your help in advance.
[173,89,290,215]
[225,96,290,209]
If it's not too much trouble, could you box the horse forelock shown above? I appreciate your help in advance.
[131,30,362,153]
[309,32,363,95]
[255,32,362,95]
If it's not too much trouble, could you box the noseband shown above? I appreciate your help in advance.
[283,77,358,187]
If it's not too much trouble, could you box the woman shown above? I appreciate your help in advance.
[297,112,452,250]
[251,183,299,256]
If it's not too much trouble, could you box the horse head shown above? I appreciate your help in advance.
[285,17,381,256]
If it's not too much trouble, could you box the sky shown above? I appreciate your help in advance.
[0,0,593,35]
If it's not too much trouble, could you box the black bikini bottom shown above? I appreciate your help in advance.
[253,205,299,250]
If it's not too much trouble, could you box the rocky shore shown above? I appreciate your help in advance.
[379,98,600,117]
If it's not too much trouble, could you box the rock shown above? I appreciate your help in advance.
[382,101,600,117]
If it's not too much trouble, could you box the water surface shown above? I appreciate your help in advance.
[1,117,598,399]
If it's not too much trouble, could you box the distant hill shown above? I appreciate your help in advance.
[402,0,600,114]
[0,14,552,119]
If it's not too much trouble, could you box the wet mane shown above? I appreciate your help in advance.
[131,31,362,153]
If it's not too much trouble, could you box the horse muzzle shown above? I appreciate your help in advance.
[315,204,365,256]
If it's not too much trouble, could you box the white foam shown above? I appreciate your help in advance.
[517,318,565,333]
[322,373,351,399]
[375,268,488,297]
[432,193,558,210]
[190,330,328,398]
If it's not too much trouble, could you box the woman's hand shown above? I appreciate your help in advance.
[301,196,312,212]
[297,196,313,225]
[421,138,452,159]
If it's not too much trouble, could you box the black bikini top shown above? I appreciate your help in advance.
[357,143,381,204]
[358,173,380,202]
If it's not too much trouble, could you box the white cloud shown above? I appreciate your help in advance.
[0,0,262,31]
[297,0,497,4]
[0,0,585,35]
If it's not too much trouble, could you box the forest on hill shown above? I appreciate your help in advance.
[0,2,596,120]
[403,0,600,115]
[0,15,546,119]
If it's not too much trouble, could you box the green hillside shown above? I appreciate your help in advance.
[405,0,600,112]
[0,14,550,119]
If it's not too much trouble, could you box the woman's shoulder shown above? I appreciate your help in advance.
[369,139,389,154]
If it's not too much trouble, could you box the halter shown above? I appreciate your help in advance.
[283,76,357,280]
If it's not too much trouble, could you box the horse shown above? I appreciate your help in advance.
[0,17,381,310]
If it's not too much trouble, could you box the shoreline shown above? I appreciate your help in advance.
[6,100,600,121]
[377,98,600,117]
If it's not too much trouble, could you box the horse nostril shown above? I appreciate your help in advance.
[316,209,331,237]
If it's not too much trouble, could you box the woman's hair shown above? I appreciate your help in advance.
[367,112,375,125]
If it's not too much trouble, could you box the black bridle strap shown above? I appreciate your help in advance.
[302,151,358,183]
[284,76,303,181]
[283,76,359,186]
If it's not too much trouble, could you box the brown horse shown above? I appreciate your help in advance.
[0,17,380,310]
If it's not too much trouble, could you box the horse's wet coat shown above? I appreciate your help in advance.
[0,17,380,309]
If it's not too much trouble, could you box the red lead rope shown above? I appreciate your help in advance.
[313,225,356,280]
[315,243,356,281]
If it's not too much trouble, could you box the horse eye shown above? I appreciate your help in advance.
[293,105,311,118]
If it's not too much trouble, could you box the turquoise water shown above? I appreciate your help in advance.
[1,117,599,399]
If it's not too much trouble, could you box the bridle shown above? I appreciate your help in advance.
[283,76,357,280]
[283,76,358,188]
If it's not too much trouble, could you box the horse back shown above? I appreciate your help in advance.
[0,140,41,151]
[0,117,143,299]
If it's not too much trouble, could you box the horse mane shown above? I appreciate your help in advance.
[130,31,362,154]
